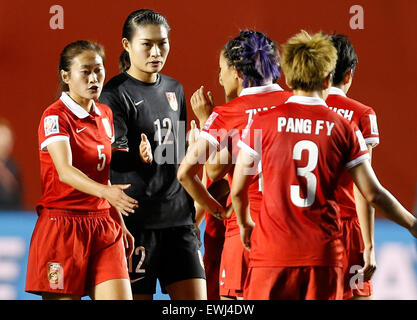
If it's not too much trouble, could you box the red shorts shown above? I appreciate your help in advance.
[341,218,372,299]
[244,266,343,300]
[219,234,249,298]
[25,208,129,296]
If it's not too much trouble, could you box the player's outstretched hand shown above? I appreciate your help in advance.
[122,225,135,258]
[190,86,214,126]
[359,246,377,282]
[139,133,153,164]
[103,183,138,216]
[188,120,200,146]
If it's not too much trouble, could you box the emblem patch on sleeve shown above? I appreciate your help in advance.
[369,114,379,135]
[44,115,59,136]
[355,130,368,151]
[165,92,178,111]
[47,262,64,289]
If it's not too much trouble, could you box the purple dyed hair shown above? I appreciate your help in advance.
[223,30,281,87]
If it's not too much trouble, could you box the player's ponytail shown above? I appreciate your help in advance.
[119,9,171,73]
[223,30,281,87]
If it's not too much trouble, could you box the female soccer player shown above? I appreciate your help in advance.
[231,30,417,300]
[25,40,138,300]
[326,34,379,300]
[99,9,206,300]
[178,30,291,299]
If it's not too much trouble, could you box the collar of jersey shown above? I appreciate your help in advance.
[239,83,283,97]
[285,95,328,107]
[60,92,101,118]
[329,86,347,97]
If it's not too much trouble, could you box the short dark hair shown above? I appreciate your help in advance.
[58,40,105,92]
[330,34,358,86]
[119,9,170,72]
[281,30,337,91]
[222,30,281,88]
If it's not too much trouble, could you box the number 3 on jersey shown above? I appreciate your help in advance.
[290,140,318,207]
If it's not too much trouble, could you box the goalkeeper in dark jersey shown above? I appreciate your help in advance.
[100,9,206,300]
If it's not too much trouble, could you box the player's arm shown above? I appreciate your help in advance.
[205,148,233,182]
[47,140,138,216]
[177,137,230,220]
[348,160,417,237]
[109,204,135,258]
[353,146,376,280]
[230,148,257,251]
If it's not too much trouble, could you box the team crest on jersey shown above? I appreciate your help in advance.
[165,92,178,111]
[203,112,219,131]
[44,115,59,136]
[101,118,113,139]
[47,262,64,289]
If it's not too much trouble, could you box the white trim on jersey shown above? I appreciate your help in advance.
[365,137,380,147]
[199,131,220,148]
[237,140,260,160]
[285,95,328,107]
[345,153,370,169]
[60,92,101,118]
[328,87,347,97]
[40,135,70,151]
[239,84,284,97]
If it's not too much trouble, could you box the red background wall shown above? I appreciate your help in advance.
[1,0,416,214]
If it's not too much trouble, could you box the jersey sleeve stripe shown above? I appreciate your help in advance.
[199,131,220,148]
[40,135,69,151]
[237,140,260,160]
[364,137,380,147]
[345,153,370,169]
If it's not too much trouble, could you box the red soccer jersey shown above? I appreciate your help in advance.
[238,95,370,267]
[37,92,115,212]
[200,84,292,237]
[326,87,380,218]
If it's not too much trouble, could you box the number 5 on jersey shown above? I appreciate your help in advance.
[97,145,106,171]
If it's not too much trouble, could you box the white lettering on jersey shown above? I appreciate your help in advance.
[328,107,354,121]
[245,106,277,123]
[44,115,59,136]
[277,117,334,136]
[326,121,335,136]
[369,114,379,135]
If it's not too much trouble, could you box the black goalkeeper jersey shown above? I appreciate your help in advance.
[100,72,195,229]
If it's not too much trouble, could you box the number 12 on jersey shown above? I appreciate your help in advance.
[290,140,318,207]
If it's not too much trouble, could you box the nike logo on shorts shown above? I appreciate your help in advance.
[76,127,87,133]
[130,276,145,283]
[134,100,144,106]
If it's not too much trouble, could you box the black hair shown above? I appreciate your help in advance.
[330,34,358,86]
[119,9,171,72]
[58,40,105,92]
[222,30,281,87]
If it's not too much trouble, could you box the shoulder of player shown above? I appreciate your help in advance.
[102,73,129,92]
[328,94,376,116]
[41,99,68,119]
[159,73,184,91]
